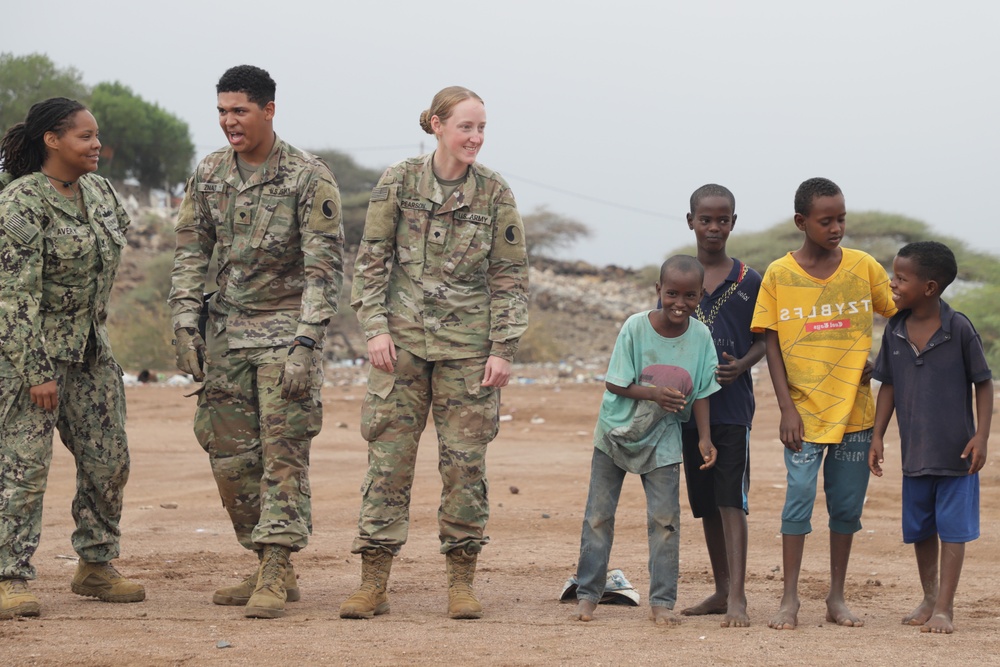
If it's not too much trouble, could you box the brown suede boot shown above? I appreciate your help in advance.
[244,545,291,619]
[339,550,393,619]
[71,562,145,603]
[1,579,41,619]
[213,562,300,605]
[446,549,483,619]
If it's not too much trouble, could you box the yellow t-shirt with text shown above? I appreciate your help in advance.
[751,248,896,443]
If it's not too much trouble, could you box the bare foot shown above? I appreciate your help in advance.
[681,592,727,616]
[768,598,799,630]
[573,600,597,622]
[650,606,682,626]
[722,600,750,628]
[902,599,934,626]
[920,613,955,634]
[825,599,864,627]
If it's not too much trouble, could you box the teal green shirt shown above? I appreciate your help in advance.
[594,311,720,473]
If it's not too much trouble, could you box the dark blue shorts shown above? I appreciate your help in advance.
[902,473,980,544]
[682,424,749,517]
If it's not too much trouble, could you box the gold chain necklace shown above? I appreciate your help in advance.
[695,261,747,330]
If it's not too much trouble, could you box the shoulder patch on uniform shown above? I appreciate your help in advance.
[370,186,389,202]
[504,224,522,245]
[321,199,337,219]
[3,213,40,245]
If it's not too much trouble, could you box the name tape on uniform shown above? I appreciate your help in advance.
[454,212,492,224]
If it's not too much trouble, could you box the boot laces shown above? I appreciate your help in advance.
[3,579,29,594]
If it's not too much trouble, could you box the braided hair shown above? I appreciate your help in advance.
[0,97,86,179]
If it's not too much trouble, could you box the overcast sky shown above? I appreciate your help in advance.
[4,1,998,268]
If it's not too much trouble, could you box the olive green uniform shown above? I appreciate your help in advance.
[169,136,343,552]
[351,154,528,555]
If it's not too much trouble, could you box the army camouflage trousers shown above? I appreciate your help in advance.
[195,329,322,552]
[0,352,129,580]
[352,349,499,556]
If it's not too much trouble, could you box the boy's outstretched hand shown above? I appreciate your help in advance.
[868,437,885,477]
[961,434,988,474]
[698,439,717,470]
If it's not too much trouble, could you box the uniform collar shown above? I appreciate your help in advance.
[224,134,285,191]
[416,152,476,215]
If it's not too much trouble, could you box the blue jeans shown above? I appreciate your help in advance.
[576,448,680,608]
[781,429,872,535]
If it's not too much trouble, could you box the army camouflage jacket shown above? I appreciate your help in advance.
[169,136,344,348]
[0,172,129,386]
[351,154,529,362]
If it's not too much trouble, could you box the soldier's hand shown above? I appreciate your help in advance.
[174,327,206,382]
[482,356,511,388]
[30,380,59,412]
[367,333,397,373]
[282,344,313,400]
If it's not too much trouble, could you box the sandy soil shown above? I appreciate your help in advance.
[3,370,999,666]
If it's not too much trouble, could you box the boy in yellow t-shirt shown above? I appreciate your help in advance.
[750,177,895,631]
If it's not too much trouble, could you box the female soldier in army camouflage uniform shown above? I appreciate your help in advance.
[341,86,529,620]
[0,98,144,619]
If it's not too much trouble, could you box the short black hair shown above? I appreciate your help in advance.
[217,65,276,108]
[690,184,735,215]
[794,177,842,216]
[660,254,704,284]
[897,241,958,293]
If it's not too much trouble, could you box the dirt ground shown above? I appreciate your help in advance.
[3,369,999,666]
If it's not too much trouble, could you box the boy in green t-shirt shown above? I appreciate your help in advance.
[572,255,720,625]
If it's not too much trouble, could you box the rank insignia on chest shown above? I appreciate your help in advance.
[428,219,448,245]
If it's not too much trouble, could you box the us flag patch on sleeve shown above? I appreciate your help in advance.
[3,213,39,245]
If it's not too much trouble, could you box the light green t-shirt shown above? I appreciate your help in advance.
[594,311,720,474]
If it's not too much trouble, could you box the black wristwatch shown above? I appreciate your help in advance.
[291,336,316,351]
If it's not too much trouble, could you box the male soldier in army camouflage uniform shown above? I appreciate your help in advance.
[168,66,343,619]
[1,98,144,619]
[340,86,528,620]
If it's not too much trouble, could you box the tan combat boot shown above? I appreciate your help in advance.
[213,562,300,605]
[244,545,291,618]
[71,562,145,603]
[339,549,393,619]
[446,549,483,619]
[1,578,41,619]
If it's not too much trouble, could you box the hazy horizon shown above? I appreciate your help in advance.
[4,1,998,268]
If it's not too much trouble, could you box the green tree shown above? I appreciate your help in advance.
[89,81,194,188]
[522,206,591,258]
[0,52,90,132]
